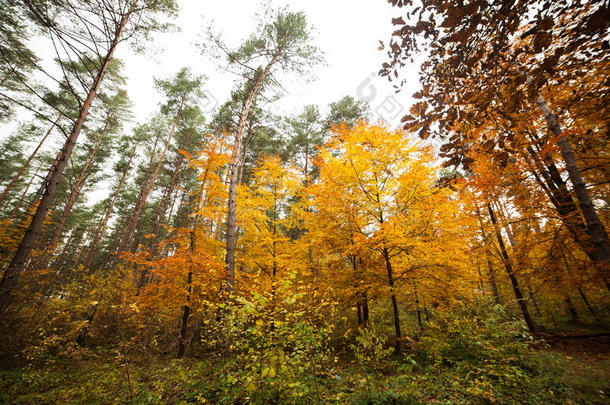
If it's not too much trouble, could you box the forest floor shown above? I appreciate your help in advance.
[1,336,608,405]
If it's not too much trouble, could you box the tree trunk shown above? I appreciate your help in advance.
[565,295,580,324]
[412,277,423,331]
[487,203,536,333]
[0,11,131,312]
[83,145,136,270]
[350,254,369,326]
[117,98,184,256]
[225,54,279,293]
[474,205,501,304]
[362,289,369,323]
[47,120,110,254]
[382,247,402,353]
[178,174,207,358]
[577,287,600,323]
[154,154,183,241]
[0,117,57,210]
[525,143,600,267]
[536,93,610,279]
[7,161,43,221]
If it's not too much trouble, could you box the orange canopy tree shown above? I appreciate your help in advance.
[308,122,474,353]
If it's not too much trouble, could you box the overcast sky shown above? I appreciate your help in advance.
[2,0,424,204]
[114,0,419,128]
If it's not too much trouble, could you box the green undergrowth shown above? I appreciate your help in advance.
[1,346,607,404]
[2,303,608,404]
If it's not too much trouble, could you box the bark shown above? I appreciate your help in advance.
[47,120,110,254]
[225,54,279,293]
[0,117,57,210]
[7,161,43,221]
[536,93,610,278]
[350,254,369,326]
[0,10,131,312]
[525,144,600,265]
[83,145,136,270]
[236,118,255,185]
[474,205,501,304]
[487,203,536,333]
[154,154,183,241]
[117,98,184,256]
[577,287,600,323]
[412,277,423,331]
[176,268,192,358]
[356,291,369,324]
[564,295,580,324]
[382,247,402,353]
[178,175,207,358]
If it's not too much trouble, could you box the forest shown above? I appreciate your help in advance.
[0,0,608,403]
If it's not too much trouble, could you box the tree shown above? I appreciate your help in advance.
[382,0,610,279]
[0,0,39,121]
[0,0,178,312]
[287,105,323,186]
[46,86,131,260]
[238,156,300,291]
[115,68,204,259]
[325,95,370,131]
[206,6,322,293]
[310,122,473,352]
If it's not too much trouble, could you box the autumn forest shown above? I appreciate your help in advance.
[0,0,609,403]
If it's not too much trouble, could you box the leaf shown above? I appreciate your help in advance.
[533,31,552,53]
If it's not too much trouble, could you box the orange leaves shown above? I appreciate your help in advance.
[307,122,475,307]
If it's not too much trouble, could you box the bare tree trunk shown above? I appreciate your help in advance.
[236,119,254,185]
[536,94,610,278]
[475,205,501,304]
[487,203,536,333]
[382,247,402,353]
[0,117,57,210]
[178,174,207,358]
[154,154,183,239]
[0,11,131,312]
[225,55,280,293]
[117,98,184,256]
[47,120,110,253]
[412,277,423,331]
[7,161,43,221]
[565,295,581,324]
[83,145,136,270]
[577,287,600,323]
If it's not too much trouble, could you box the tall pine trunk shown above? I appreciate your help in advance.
[83,145,136,270]
[47,120,110,255]
[0,11,131,312]
[178,171,208,358]
[225,54,279,293]
[0,117,57,210]
[117,98,184,256]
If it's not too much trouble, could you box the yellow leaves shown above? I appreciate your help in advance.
[261,366,276,378]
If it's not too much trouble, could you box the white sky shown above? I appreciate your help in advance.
[2,0,423,205]
[114,0,419,128]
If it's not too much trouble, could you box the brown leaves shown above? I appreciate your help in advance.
[533,31,552,53]
[584,6,610,34]
[392,16,406,26]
